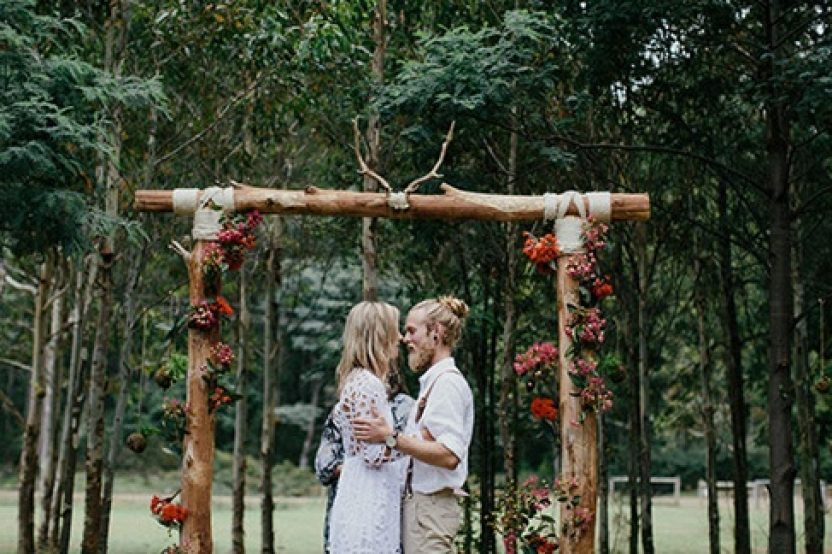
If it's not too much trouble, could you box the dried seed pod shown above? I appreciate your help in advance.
[154,367,172,389]
[126,432,147,454]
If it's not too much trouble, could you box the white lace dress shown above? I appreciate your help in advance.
[329,369,405,553]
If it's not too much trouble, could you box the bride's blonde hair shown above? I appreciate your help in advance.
[336,301,400,392]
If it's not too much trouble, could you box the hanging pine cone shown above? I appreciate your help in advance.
[154,367,172,389]
[815,376,831,394]
[126,432,147,454]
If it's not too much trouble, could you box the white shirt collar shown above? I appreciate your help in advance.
[418,356,456,392]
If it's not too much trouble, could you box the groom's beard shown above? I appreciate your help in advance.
[408,345,434,372]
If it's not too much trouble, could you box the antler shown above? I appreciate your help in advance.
[402,121,456,194]
[352,118,392,193]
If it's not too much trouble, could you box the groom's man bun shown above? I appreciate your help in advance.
[412,295,468,349]
[437,296,469,320]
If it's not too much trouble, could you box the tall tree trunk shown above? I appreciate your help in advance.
[82,1,126,549]
[792,235,824,554]
[298,378,323,470]
[231,267,249,553]
[361,0,385,301]
[717,179,751,554]
[81,252,114,554]
[17,254,55,554]
[498,114,519,554]
[764,3,796,551]
[51,256,97,552]
[99,249,141,553]
[636,223,654,554]
[694,253,719,554]
[619,265,640,554]
[37,260,68,549]
[261,219,282,554]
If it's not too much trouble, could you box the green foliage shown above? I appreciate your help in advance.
[0,0,164,256]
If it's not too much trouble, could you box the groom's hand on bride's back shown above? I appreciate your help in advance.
[353,407,391,443]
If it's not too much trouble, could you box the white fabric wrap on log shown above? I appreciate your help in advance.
[542,191,611,254]
[172,187,235,240]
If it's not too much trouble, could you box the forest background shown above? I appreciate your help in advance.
[2,0,831,553]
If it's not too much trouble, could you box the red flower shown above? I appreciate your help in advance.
[214,296,234,316]
[530,397,558,421]
[592,277,614,300]
[522,232,560,266]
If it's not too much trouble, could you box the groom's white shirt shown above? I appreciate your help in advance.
[405,356,474,494]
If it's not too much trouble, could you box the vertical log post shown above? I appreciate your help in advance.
[557,247,598,554]
[181,240,218,553]
[550,193,606,554]
[174,187,234,554]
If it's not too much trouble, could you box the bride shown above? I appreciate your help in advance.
[328,301,406,553]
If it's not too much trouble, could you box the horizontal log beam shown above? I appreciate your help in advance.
[134,184,650,222]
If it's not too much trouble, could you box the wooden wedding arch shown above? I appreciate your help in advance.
[133,183,650,554]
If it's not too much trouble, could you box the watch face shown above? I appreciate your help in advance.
[385,435,396,448]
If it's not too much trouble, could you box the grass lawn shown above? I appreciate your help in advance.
[2,488,831,553]
[0,490,327,554]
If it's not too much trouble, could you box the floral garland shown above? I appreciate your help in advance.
[139,210,262,533]
[514,342,559,429]
[491,474,593,554]
[499,218,618,550]
[519,218,619,422]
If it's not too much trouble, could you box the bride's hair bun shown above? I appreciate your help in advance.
[438,296,469,320]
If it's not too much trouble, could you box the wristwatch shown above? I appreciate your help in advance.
[384,430,399,449]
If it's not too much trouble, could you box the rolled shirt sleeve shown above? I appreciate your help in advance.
[420,374,470,462]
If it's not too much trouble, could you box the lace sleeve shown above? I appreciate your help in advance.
[342,370,404,468]
[314,407,344,486]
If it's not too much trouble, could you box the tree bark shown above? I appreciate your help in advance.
[37,260,68,549]
[764,3,797,551]
[717,178,751,554]
[82,2,126,549]
[231,267,249,554]
[136,186,650,222]
[636,223,654,554]
[298,378,323,470]
[99,249,141,553]
[261,218,282,554]
[792,234,824,554]
[81,252,114,554]
[498,116,520,554]
[361,0,386,301]
[51,256,97,552]
[17,254,54,554]
[694,250,719,554]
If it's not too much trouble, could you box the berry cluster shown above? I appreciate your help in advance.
[188,296,234,331]
[513,342,558,377]
[209,385,234,412]
[565,307,606,345]
[579,376,613,413]
[210,341,235,366]
[216,210,262,271]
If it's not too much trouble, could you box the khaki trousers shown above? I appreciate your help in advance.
[402,491,461,553]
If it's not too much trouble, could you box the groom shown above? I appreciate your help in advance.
[354,296,474,553]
